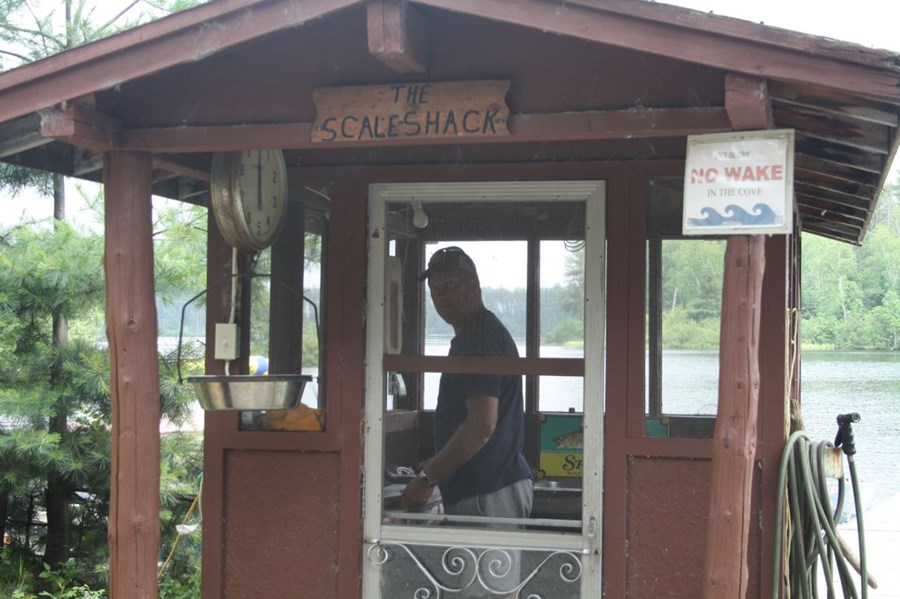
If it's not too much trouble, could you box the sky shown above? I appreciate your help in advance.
[662,0,900,52]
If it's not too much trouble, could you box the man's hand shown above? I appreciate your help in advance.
[400,474,435,510]
[401,394,498,511]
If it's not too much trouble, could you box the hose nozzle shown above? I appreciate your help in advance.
[835,412,861,456]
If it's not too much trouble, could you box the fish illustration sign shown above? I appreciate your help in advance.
[538,415,583,478]
[683,129,795,236]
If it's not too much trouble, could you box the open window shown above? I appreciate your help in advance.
[239,188,330,432]
[645,178,724,439]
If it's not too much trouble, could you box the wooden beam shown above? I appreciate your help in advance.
[796,194,870,222]
[794,153,882,186]
[104,151,160,599]
[804,226,863,245]
[794,166,878,197]
[799,182,876,208]
[795,134,885,173]
[382,354,584,377]
[41,106,122,152]
[794,182,874,211]
[121,107,732,152]
[725,74,773,131]
[199,206,233,599]
[798,203,867,226]
[411,0,900,101]
[124,122,312,153]
[329,181,367,599]
[757,234,789,599]
[367,0,428,73]
[268,200,306,374]
[176,181,210,203]
[801,217,863,244]
[0,114,50,158]
[73,148,104,176]
[774,105,892,155]
[152,156,211,182]
[509,107,732,139]
[768,80,899,127]
[795,129,890,157]
[703,235,764,599]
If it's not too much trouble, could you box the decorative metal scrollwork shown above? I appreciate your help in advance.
[367,542,582,598]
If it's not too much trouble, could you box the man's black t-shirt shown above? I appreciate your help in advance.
[433,309,532,506]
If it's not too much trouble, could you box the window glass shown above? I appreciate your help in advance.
[380,196,587,532]
[240,196,328,431]
[645,179,722,438]
[540,240,584,352]
[423,240,527,357]
[539,239,584,413]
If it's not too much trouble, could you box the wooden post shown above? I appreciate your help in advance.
[367,0,428,74]
[702,235,765,599]
[104,151,160,599]
[200,207,232,598]
[268,200,305,374]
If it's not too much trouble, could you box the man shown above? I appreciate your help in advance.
[401,246,533,520]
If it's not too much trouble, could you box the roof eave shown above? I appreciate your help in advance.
[0,0,364,123]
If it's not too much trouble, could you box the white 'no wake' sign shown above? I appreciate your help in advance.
[683,129,794,236]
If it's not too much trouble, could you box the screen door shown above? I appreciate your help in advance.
[362,181,605,598]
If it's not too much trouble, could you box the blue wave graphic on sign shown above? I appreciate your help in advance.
[688,203,776,227]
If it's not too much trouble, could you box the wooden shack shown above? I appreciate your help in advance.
[1,0,898,597]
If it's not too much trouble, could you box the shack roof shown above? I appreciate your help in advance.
[1,0,898,244]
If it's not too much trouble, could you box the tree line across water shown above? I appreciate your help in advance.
[463,182,900,352]
[163,181,900,353]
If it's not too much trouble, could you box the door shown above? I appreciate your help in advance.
[362,181,605,598]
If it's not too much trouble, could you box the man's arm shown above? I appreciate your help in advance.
[400,393,498,509]
[426,393,498,480]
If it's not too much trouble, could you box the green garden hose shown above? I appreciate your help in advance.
[771,415,870,599]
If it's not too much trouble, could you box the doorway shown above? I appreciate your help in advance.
[362,181,605,597]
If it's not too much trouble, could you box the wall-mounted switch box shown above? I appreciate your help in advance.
[214,323,240,361]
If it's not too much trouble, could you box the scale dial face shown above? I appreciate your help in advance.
[210,149,288,253]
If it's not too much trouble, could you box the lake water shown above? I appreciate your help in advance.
[659,349,900,507]
[421,345,900,507]
[800,351,900,506]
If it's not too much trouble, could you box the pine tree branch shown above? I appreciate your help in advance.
[0,21,45,38]
[93,0,141,36]
[0,47,30,62]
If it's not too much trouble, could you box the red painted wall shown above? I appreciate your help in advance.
[200,163,788,598]
[222,451,341,597]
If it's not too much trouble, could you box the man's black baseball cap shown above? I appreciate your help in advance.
[419,246,479,281]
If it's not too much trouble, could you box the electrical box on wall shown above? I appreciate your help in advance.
[214,323,240,361]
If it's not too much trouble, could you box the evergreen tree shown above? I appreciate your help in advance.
[0,221,108,571]
[0,1,204,592]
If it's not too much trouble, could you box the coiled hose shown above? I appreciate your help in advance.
[771,415,872,598]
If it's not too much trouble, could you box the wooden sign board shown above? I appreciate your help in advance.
[312,80,510,143]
